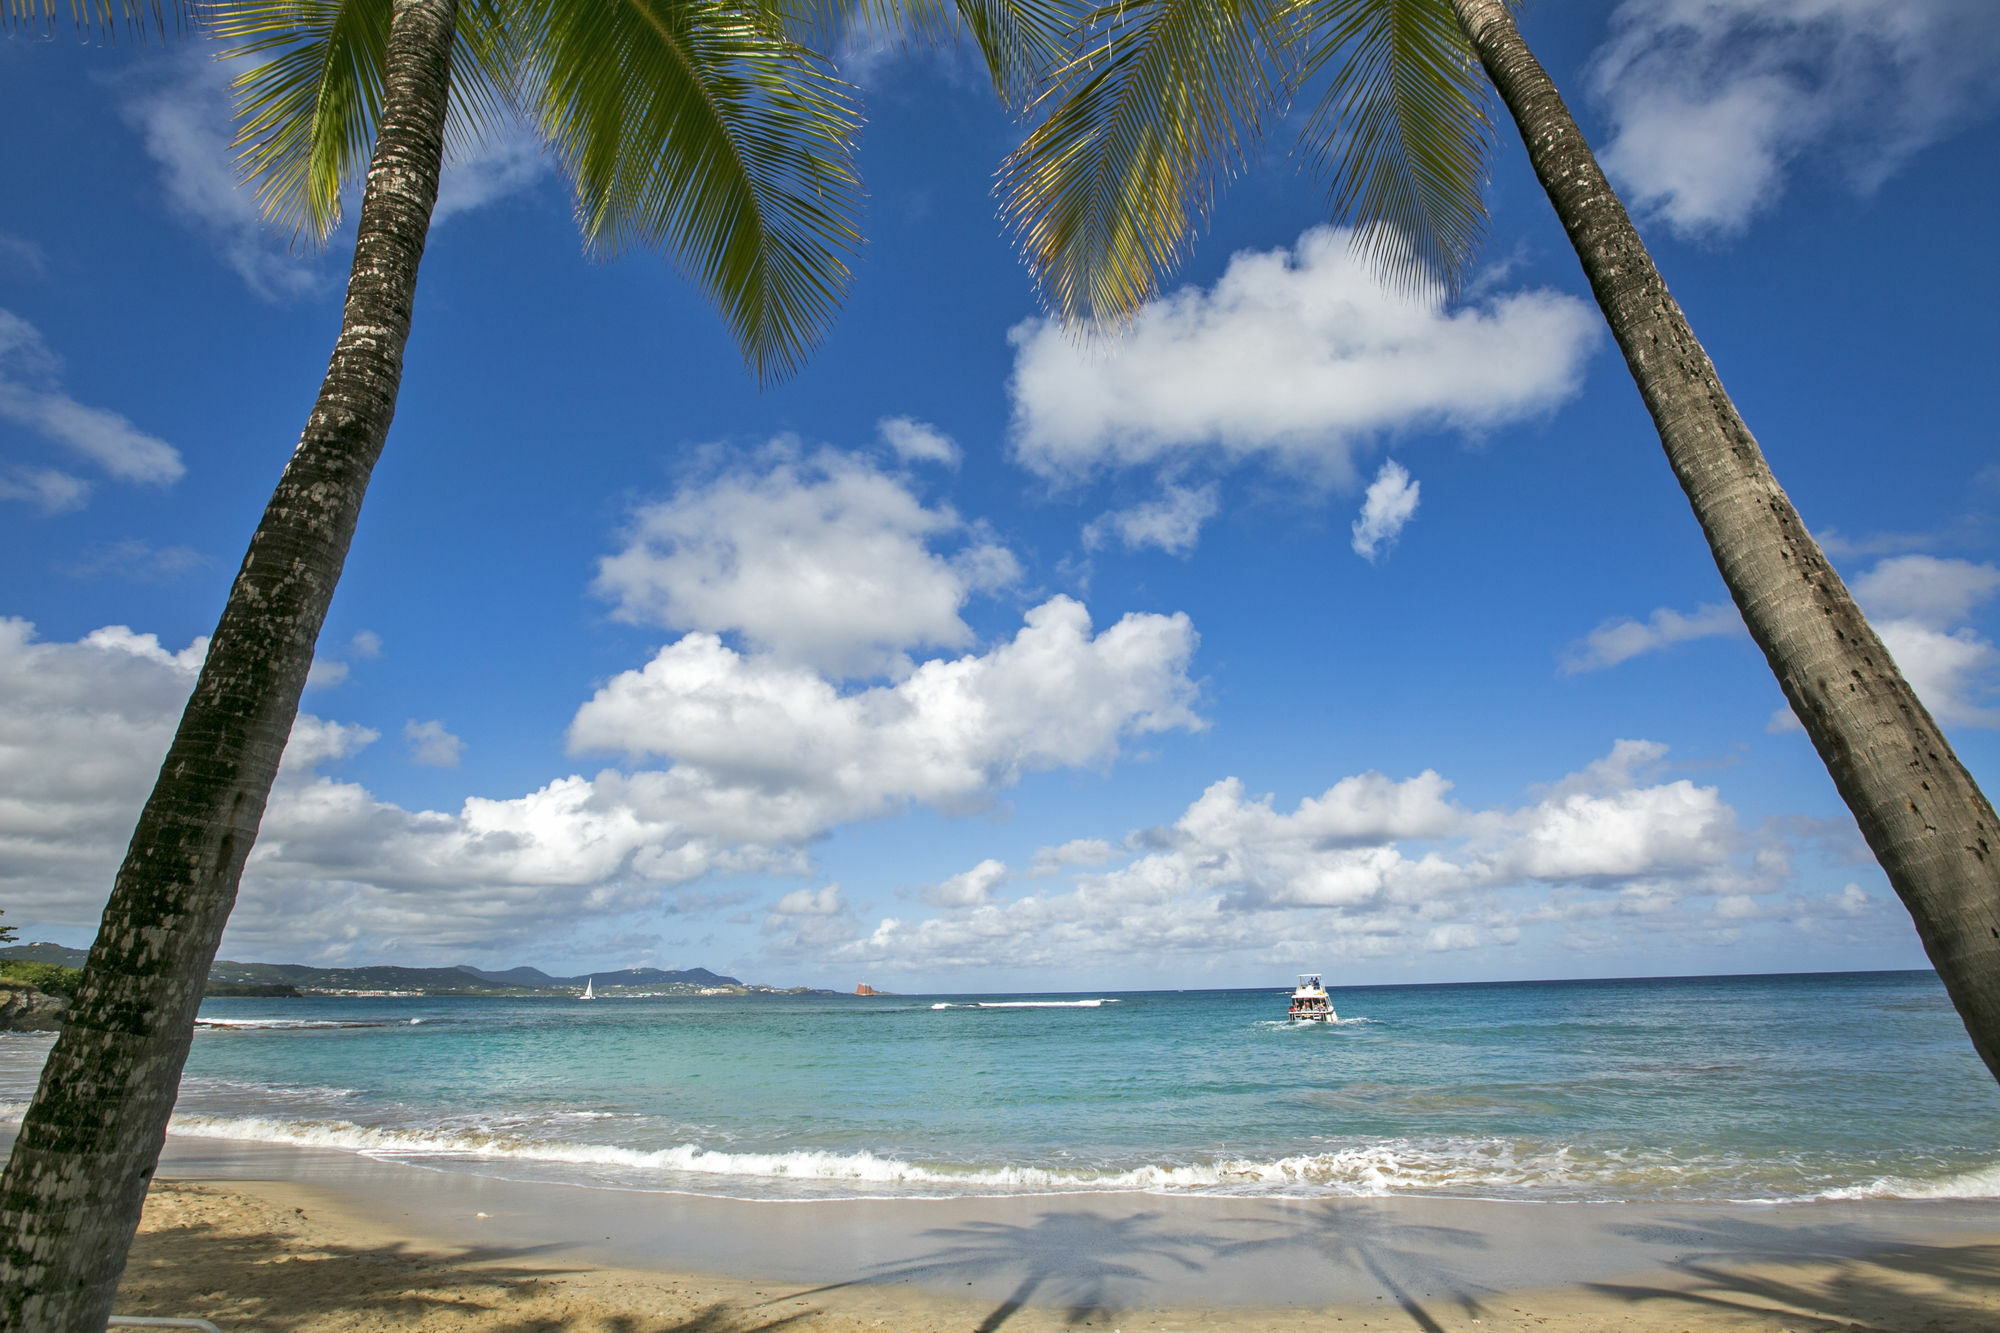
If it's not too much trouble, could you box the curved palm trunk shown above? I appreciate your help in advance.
[1449,0,2000,1079]
[0,0,458,1324]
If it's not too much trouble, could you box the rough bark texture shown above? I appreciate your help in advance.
[0,0,458,1325]
[1450,0,2000,1078]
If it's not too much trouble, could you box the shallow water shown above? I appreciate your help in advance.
[4,970,1996,1204]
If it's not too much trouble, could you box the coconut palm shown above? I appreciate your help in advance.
[1003,0,2000,1080]
[0,0,1061,1322]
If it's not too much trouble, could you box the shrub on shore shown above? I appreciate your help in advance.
[0,961,81,998]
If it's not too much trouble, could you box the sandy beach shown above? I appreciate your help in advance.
[87,1134,2000,1332]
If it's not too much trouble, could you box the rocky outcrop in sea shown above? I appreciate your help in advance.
[0,979,67,1031]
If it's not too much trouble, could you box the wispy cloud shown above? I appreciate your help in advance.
[0,232,47,277]
[0,467,89,513]
[0,309,184,508]
[1562,604,1744,674]
[405,718,465,768]
[124,53,549,301]
[1083,483,1218,556]
[1591,0,2000,238]
[124,53,329,301]
[878,416,961,467]
[63,539,207,580]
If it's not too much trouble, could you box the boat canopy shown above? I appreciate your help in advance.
[1297,973,1322,990]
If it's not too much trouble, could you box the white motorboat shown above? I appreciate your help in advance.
[1287,973,1335,1022]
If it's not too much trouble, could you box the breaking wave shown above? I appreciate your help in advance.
[1818,1164,2000,1201]
[159,1113,1572,1198]
[149,1112,2000,1204]
[931,1000,1120,1010]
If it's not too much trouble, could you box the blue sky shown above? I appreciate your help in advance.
[3,0,1999,992]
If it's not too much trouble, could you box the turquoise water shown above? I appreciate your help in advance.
[5,970,1999,1203]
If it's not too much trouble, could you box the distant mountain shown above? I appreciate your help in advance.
[454,964,559,987]
[567,966,739,987]
[0,943,87,967]
[0,944,755,995]
[206,961,522,992]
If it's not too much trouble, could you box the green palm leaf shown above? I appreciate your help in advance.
[1003,0,1501,324]
[214,0,517,243]
[519,0,862,381]
[3,0,194,37]
[212,0,861,381]
[1292,0,1497,294]
[1000,0,1295,326]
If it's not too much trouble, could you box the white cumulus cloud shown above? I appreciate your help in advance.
[922,858,1008,908]
[1007,227,1598,487]
[0,587,1202,960]
[772,884,846,916]
[1852,555,2000,727]
[1350,460,1420,561]
[821,741,1834,978]
[568,595,1203,819]
[593,447,1020,678]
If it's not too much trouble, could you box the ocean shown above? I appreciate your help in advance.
[4,970,1998,1205]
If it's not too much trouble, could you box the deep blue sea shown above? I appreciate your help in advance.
[5,970,1999,1204]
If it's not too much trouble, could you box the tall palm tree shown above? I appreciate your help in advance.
[1003,0,2000,1081]
[0,0,1042,1321]
[3,0,1072,1318]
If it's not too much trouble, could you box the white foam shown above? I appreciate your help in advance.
[932,999,1119,1009]
[1818,1163,2000,1201]
[160,1113,1594,1199]
[194,1018,403,1030]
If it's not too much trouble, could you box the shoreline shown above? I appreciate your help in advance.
[89,1133,2000,1329]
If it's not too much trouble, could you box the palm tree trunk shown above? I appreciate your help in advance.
[1448,0,2000,1079]
[0,0,459,1324]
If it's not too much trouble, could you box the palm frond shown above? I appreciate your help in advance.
[810,0,1076,110]
[3,0,196,39]
[520,0,863,382]
[999,0,1294,326]
[213,0,393,242]
[212,0,517,244]
[1292,0,1498,296]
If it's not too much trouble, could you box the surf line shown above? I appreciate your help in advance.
[930,999,1120,1009]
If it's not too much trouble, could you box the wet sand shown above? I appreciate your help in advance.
[89,1135,2000,1331]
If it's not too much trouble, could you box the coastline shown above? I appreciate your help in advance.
[88,1133,2000,1330]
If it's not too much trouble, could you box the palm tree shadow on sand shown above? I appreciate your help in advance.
[1199,1203,1497,1333]
[1579,1212,2000,1330]
[875,1209,1208,1330]
[785,1202,1494,1333]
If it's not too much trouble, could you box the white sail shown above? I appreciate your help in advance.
[580,977,594,1000]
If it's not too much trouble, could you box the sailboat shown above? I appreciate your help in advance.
[579,977,595,1001]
